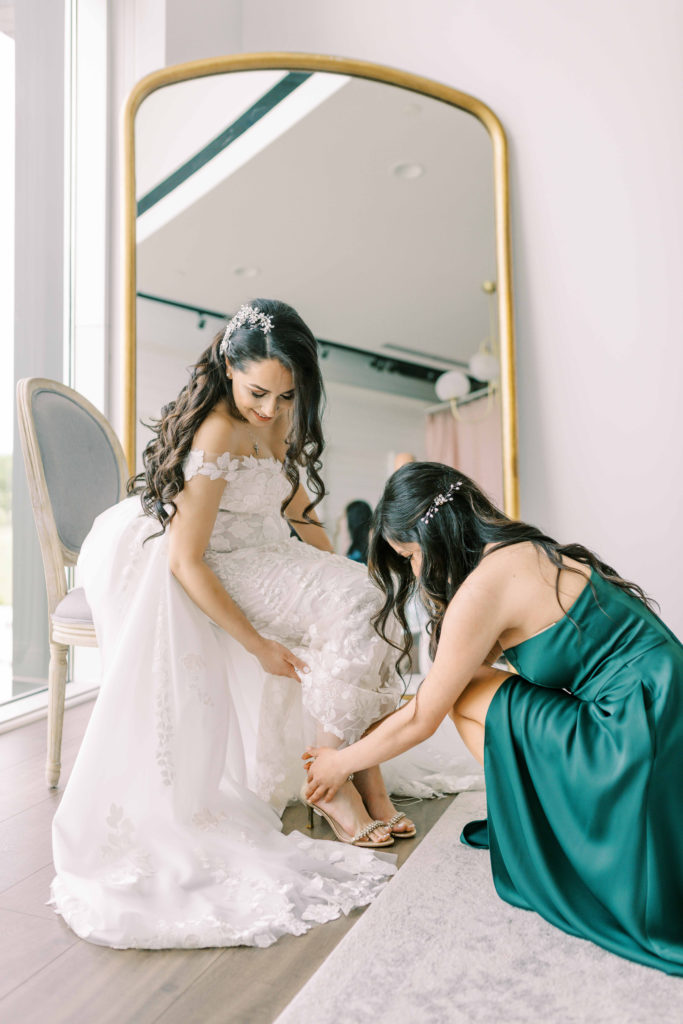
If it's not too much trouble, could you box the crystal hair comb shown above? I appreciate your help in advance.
[219,305,275,357]
[420,481,462,524]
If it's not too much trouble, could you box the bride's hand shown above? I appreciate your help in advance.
[254,637,309,681]
[302,746,348,802]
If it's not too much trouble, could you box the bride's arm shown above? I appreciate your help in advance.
[271,421,334,552]
[285,483,334,552]
[168,472,308,681]
[304,561,513,797]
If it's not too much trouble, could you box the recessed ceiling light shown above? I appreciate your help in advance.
[233,266,260,278]
[391,162,425,180]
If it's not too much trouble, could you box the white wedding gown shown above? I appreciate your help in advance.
[50,451,481,949]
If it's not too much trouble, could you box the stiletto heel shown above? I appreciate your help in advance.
[299,786,394,848]
[306,802,314,829]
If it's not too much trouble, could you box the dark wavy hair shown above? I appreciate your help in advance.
[368,461,655,673]
[128,298,326,532]
[345,499,373,563]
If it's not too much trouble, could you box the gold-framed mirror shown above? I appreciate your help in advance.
[122,53,519,525]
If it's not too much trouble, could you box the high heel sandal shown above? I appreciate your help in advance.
[300,786,394,848]
[385,811,417,839]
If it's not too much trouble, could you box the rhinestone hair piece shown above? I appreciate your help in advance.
[420,481,462,524]
[219,305,275,357]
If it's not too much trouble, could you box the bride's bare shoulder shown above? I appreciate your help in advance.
[190,403,238,455]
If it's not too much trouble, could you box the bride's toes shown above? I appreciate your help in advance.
[385,811,417,839]
[357,821,392,846]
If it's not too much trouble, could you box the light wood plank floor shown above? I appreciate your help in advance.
[0,700,454,1024]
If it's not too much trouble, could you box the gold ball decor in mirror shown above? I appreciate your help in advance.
[122,53,519,524]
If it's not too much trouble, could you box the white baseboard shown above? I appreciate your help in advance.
[0,682,99,734]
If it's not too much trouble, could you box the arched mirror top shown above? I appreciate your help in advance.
[123,53,518,518]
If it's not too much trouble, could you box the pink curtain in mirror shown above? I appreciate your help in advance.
[425,396,503,508]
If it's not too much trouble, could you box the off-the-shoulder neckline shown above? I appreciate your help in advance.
[188,448,281,467]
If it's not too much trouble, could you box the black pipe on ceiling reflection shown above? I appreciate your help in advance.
[137,290,466,386]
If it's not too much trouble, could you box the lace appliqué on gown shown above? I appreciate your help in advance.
[152,598,175,787]
[184,450,403,802]
[100,805,156,887]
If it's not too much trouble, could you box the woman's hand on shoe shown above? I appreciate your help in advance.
[302,746,348,802]
[254,638,309,680]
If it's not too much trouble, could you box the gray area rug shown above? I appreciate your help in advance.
[276,791,681,1024]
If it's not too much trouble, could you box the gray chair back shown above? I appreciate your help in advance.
[31,387,127,553]
[17,378,129,579]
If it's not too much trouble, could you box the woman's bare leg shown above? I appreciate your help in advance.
[306,724,392,843]
[450,665,515,765]
[450,712,486,765]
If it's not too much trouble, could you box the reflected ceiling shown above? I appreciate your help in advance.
[136,72,496,368]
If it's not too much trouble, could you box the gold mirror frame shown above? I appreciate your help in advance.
[122,52,519,517]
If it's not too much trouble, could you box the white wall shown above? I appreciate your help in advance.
[165,0,241,67]
[112,0,683,631]
[238,0,683,630]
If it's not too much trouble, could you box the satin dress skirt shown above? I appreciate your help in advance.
[461,572,683,975]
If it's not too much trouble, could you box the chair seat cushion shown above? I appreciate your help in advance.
[52,587,93,626]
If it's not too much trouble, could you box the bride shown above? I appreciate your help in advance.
[51,298,422,949]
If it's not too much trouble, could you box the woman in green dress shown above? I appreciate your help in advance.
[304,461,683,975]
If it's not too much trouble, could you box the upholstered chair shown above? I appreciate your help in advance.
[16,378,129,787]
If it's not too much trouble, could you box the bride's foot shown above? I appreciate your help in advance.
[353,766,417,839]
[301,780,394,848]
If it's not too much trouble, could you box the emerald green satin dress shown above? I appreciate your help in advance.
[461,570,683,974]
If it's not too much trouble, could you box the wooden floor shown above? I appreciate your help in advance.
[0,700,454,1024]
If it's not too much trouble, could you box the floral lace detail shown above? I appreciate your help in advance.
[192,808,229,831]
[211,541,402,754]
[52,830,394,950]
[117,456,399,808]
[153,599,175,786]
[184,450,291,554]
[100,804,155,886]
[183,449,243,483]
[117,509,151,597]
[183,452,401,761]
[191,806,266,847]
[182,653,214,707]
[252,675,304,810]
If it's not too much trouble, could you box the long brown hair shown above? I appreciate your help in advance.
[128,299,326,533]
[369,462,656,674]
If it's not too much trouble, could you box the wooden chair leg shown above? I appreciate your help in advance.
[46,641,68,788]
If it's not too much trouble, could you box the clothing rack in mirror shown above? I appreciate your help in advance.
[424,386,495,413]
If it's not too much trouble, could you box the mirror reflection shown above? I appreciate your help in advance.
[135,69,502,547]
